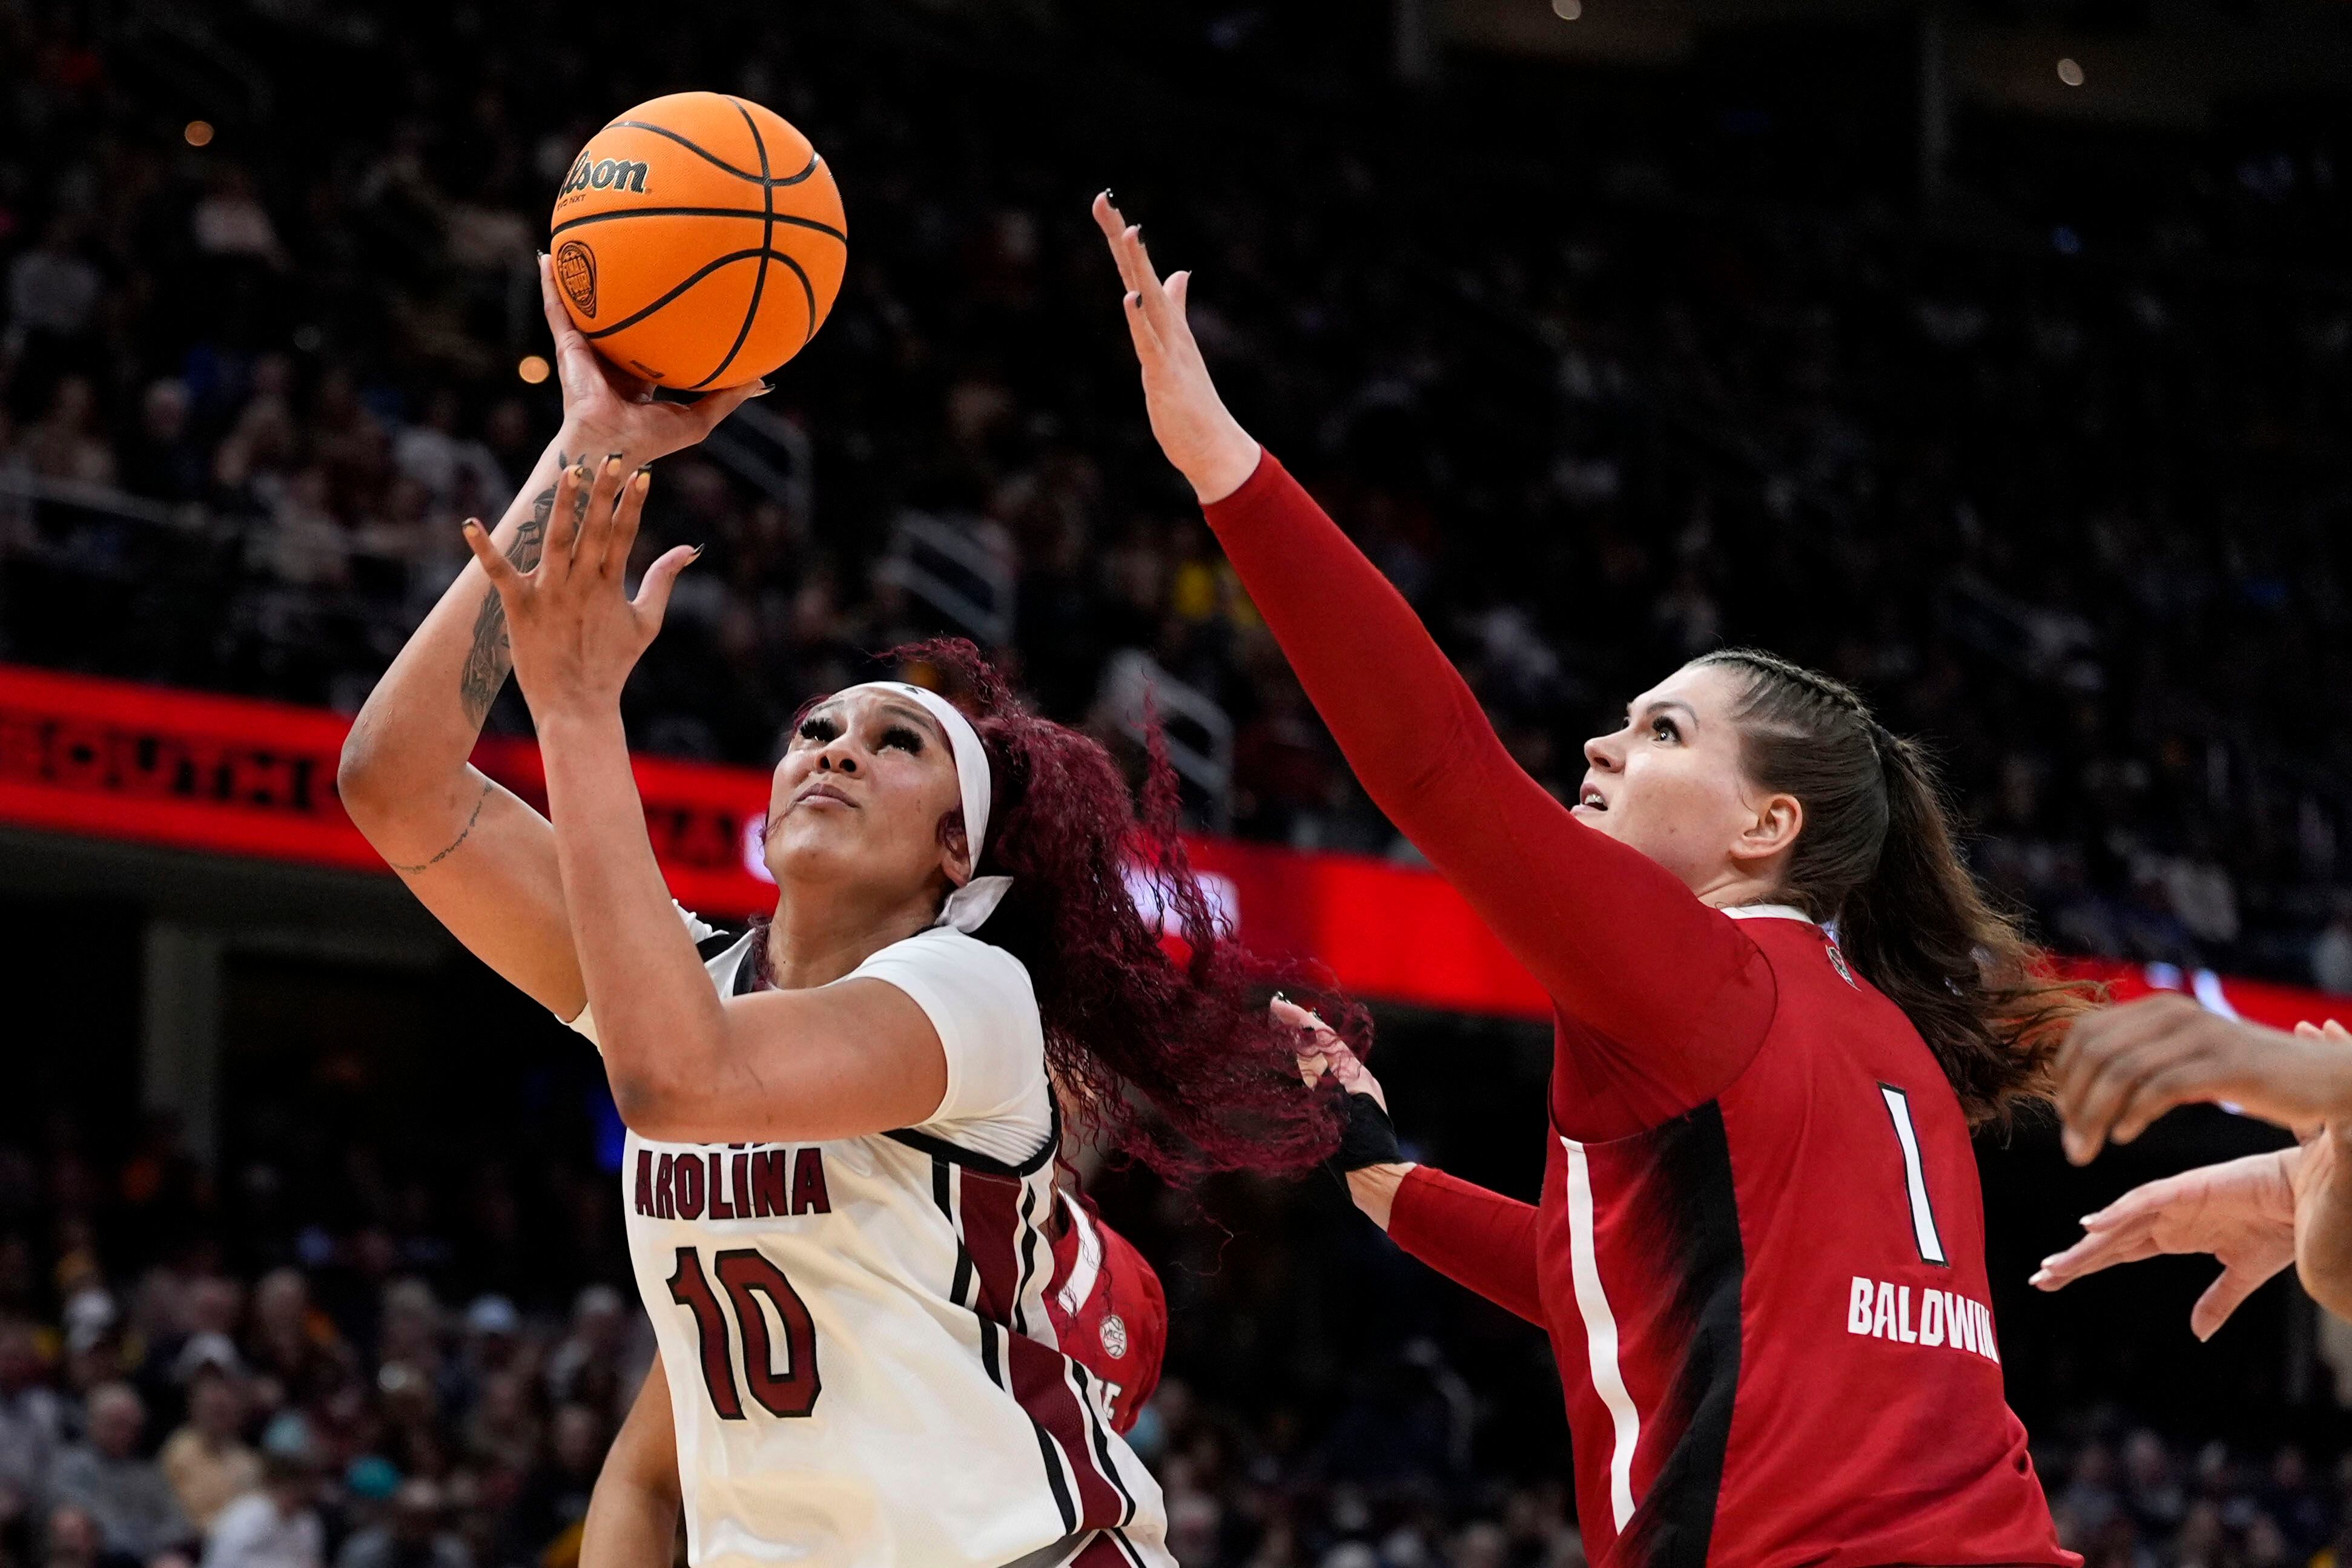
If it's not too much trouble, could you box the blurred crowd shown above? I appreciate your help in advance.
[4,1,2352,978]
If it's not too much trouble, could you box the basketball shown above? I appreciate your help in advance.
[548,91,847,390]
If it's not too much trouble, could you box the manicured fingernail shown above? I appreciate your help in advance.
[2028,1271,2049,1286]
[690,543,706,558]
[606,453,626,473]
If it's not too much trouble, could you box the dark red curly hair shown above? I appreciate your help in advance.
[857,637,1363,1182]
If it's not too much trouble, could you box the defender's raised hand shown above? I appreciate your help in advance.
[459,455,695,716]
[1092,191,1262,504]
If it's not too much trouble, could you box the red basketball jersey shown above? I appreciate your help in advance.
[1043,1192,1166,1435]
[1533,909,2061,1564]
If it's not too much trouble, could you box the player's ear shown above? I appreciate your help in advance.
[939,815,973,889]
[1729,791,1803,866]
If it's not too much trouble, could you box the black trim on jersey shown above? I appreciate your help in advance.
[1032,1426,1080,1535]
[886,1095,1062,1179]
[1611,1101,1745,1568]
[1012,1183,1043,1337]
[927,1157,1003,1389]
[1105,1528,1146,1568]
[931,1159,980,1311]
[1068,1362,1138,1527]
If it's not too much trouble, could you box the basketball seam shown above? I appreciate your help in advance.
[550,206,845,244]
[687,97,777,392]
[580,249,775,341]
[766,252,818,344]
[607,121,820,188]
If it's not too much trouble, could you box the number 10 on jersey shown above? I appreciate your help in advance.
[667,1247,824,1418]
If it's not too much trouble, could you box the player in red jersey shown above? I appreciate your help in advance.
[1043,1188,1166,1435]
[1094,194,2096,1567]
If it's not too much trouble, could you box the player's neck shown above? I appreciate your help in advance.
[1694,868,1789,912]
[761,881,939,990]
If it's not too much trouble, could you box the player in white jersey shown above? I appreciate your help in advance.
[340,262,1363,1568]
[571,900,1155,1568]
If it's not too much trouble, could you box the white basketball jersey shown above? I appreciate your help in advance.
[584,921,1172,1568]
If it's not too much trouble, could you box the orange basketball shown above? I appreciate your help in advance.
[549,92,847,390]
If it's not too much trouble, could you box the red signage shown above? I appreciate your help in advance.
[0,663,2340,1030]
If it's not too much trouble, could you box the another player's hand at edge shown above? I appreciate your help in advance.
[1092,192,1262,506]
[460,455,694,717]
[538,254,766,467]
[2053,995,2352,1163]
[2029,1148,2298,1341]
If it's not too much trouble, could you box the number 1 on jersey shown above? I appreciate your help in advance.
[1877,1085,1948,1267]
[666,1247,824,1419]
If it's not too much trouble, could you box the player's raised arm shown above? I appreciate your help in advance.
[339,257,761,1019]
[459,454,954,1143]
[1094,193,1768,1123]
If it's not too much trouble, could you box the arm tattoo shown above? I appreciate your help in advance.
[388,780,493,875]
[457,450,572,725]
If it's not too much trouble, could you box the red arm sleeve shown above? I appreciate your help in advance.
[1203,452,1775,1137]
[1386,1167,1545,1326]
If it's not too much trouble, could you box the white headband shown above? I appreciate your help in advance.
[832,682,1014,934]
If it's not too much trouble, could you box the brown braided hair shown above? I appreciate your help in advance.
[1693,648,2095,1126]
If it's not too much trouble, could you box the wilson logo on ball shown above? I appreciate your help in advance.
[557,241,598,319]
[560,154,650,196]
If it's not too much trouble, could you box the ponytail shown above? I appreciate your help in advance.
[1697,650,2095,1127]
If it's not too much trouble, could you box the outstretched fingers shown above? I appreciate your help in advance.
[630,539,699,635]
[543,459,591,575]
[1093,194,1164,352]
[2029,1178,2176,1288]
[604,466,651,580]
[2190,1264,2271,1341]
[577,453,631,575]
[1120,222,1189,349]
[460,517,524,593]
[2030,1220,2156,1290]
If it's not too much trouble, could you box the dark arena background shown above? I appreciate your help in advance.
[4,1,2352,1564]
